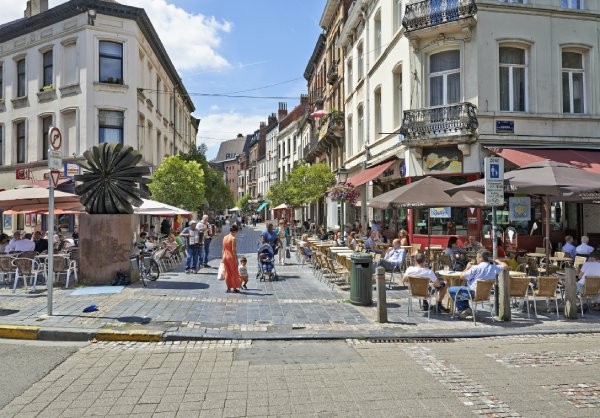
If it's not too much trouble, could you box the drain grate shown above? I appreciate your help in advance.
[369,337,454,344]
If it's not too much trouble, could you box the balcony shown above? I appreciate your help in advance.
[309,88,325,106]
[327,60,339,85]
[399,102,478,142]
[403,0,477,34]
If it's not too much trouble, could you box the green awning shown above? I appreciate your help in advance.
[256,200,269,212]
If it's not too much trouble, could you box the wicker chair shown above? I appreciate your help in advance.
[407,276,436,320]
[509,276,533,319]
[11,256,43,292]
[452,280,495,325]
[577,276,600,318]
[532,276,560,318]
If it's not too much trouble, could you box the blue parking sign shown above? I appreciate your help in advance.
[489,163,500,179]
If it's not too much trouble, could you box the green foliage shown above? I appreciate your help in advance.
[148,155,206,211]
[236,193,251,213]
[267,163,335,208]
[179,145,234,212]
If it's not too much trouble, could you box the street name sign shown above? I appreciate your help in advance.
[485,156,504,206]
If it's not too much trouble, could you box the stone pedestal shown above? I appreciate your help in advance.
[79,214,138,285]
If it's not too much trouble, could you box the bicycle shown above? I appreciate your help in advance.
[130,249,160,287]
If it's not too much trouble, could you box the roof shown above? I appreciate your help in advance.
[213,138,247,163]
[303,34,326,81]
[279,102,307,131]
[0,0,194,111]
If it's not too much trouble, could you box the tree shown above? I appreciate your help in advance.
[267,178,293,207]
[287,163,335,207]
[236,193,251,213]
[179,145,234,212]
[148,155,206,211]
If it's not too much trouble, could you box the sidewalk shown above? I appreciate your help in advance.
[0,223,598,342]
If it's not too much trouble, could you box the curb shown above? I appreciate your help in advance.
[0,324,163,343]
[0,324,40,340]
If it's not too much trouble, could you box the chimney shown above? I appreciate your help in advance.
[237,133,244,139]
[278,102,288,121]
[300,94,309,105]
[24,0,48,18]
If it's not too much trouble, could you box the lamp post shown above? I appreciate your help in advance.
[336,166,349,246]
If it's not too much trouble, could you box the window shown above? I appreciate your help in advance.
[156,77,161,112]
[561,0,582,9]
[374,87,382,137]
[429,50,460,106]
[41,116,52,160]
[357,105,364,148]
[346,57,353,93]
[393,69,403,127]
[16,121,26,163]
[42,50,53,87]
[393,0,403,32]
[17,58,26,97]
[374,11,382,58]
[346,116,353,156]
[562,51,585,114]
[499,46,527,111]
[62,41,77,86]
[357,43,364,79]
[99,110,124,144]
[99,41,123,84]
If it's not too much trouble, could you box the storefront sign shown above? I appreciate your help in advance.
[15,168,30,180]
[64,163,80,177]
[423,148,462,174]
[381,161,404,181]
[495,120,514,134]
[430,207,451,218]
[509,196,531,222]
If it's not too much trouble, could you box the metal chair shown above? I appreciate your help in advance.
[509,276,533,319]
[452,280,495,325]
[11,256,43,292]
[577,276,600,318]
[531,276,560,318]
[46,254,78,288]
[407,276,436,320]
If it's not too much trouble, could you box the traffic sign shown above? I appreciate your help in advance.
[48,127,62,150]
[485,156,504,206]
[48,149,62,170]
[49,170,61,188]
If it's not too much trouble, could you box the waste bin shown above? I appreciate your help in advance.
[350,253,373,306]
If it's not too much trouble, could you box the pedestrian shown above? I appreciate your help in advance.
[180,220,201,274]
[197,215,211,267]
[202,217,215,267]
[222,224,241,293]
[239,256,248,290]
[275,220,290,265]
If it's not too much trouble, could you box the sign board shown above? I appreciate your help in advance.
[48,150,63,170]
[64,163,79,177]
[15,168,30,180]
[429,207,451,218]
[495,120,514,134]
[49,170,61,188]
[48,127,62,150]
[485,156,504,206]
[509,196,531,222]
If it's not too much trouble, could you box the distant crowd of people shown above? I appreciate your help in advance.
[1,228,77,254]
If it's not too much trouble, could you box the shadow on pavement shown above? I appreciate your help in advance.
[117,316,151,324]
[147,281,209,290]
[0,309,19,316]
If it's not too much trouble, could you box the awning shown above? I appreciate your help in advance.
[256,200,269,212]
[346,160,395,187]
[487,147,600,175]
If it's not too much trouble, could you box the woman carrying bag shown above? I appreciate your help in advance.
[275,220,291,265]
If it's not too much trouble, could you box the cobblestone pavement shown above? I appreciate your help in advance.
[0,223,599,340]
[1,334,599,417]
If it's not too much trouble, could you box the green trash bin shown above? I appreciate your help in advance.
[350,253,373,306]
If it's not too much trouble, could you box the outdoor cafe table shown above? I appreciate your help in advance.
[436,271,466,311]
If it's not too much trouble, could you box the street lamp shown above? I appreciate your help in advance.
[336,166,349,246]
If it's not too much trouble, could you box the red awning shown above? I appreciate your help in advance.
[487,148,600,175]
[346,160,395,187]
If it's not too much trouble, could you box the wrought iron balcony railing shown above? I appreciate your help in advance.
[399,102,478,140]
[403,0,477,32]
[327,60,339,85]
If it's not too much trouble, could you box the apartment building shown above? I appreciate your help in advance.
[213,134,248,201]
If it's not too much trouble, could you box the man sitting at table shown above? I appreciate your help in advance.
[576,250,600,294]
[378,239,406,272]
[4,231,35,253]
[562,235,576,259]
[32,231,48,253]
[575,236,594,259]
[449,249,507,320]
[466,236,483,252]
[364,231,382,254]
[403,252,448,313]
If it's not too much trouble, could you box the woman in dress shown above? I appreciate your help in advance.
[222,224,241,293]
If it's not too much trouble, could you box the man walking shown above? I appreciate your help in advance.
[198,215,214,267]
[180,220,201,273]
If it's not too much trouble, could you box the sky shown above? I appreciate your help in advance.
[0,0,326,159]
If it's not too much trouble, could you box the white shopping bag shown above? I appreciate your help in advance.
[217,261,225,280]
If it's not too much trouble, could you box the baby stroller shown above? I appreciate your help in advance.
[256,242,278,282]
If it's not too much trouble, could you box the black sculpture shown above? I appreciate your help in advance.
[75,143,150,214]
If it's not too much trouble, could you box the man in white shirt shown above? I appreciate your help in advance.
[4,231,36,253]
[577,251,600,293]
[378,239,406,272]
[403,252,448,313]
[575,236,594,258]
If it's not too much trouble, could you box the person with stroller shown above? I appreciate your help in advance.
[257,241,276,281]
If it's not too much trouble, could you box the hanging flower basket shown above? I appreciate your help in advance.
[327,182,360,205]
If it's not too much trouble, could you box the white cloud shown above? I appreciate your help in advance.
[195,112,265,159]
[0,0,231,73]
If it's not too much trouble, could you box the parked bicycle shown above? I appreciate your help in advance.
[130,246,159,287]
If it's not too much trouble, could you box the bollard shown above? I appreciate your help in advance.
[375,266,387,323]
[497,269,511,321]
[563,267,578,319]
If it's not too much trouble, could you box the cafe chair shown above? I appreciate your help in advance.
[407,276,436,320]
[531,276,560,318]
[0,256,17,288]
[577,276,600,318]
[452,280,495,325]
[509,276,533,319]
[11,255,44,293]
[45,254,78,288]
[574,256,587,270]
